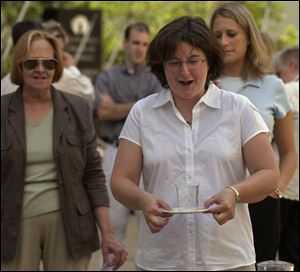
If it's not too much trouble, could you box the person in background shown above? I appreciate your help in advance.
[273,46,299,84]
[94,22,161,244]
[1,20,42,95]
[41,19,95,105]
[210,2,297,265]
[273,46,299,271]
[1,30,127,271]
[1,19,95,106]
[111,16,279,271]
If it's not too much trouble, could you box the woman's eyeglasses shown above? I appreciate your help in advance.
[23,58,58,70]
[164,57,206,71]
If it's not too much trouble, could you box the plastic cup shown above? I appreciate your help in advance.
[175,183,199,208]
[257,260,294,271]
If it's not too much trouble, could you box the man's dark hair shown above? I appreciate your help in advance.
[124,22,150,40]
[12,20,42,46]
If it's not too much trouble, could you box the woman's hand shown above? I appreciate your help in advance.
[140,193,173,233]
[204,188,237,225]
[101,230,128,271]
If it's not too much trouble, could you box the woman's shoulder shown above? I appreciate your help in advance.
[56,88,88,103]
[133,91,163,109]
[1,87,21,107]
[217,84,250,103]
[54,88,91,113]
[261,74,284,87]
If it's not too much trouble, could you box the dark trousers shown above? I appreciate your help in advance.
[279,198,299,271]
[249,197,280,262]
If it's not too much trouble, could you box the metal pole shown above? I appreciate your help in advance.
[261,2,272,31]
[1,1,32,63]
[74,13,99,65]
[104,17,133,69]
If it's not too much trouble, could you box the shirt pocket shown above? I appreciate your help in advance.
[144,138,178,166]
[1,138,12,151]
[1,138,13,181]
[157,140,177,162]
[75,200,94,242]
[63,135,85,172]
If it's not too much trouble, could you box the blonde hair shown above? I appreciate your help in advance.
[42,19,69,44]
[10,30,64,85]
[260,31,277,73]
[210,2,270,79]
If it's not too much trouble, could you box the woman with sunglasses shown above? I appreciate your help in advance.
[1,30,128,271]
[110,16,279,271]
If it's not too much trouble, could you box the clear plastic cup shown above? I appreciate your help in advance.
[175,183,199,209]
[257,260,294,271]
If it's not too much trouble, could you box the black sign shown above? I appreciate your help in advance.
[43,8,101,82]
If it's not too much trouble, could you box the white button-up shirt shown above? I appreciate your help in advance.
[120,83,269,271]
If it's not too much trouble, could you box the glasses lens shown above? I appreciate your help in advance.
[23,59,57,70]
[165,57,205,71]
[167,62,179,70]
[42,59,57,70]
[23,59,38,70]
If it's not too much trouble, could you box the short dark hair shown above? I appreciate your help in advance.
[42,19,69,44]
[12,20,42,46]
[147,16,224,89]
[124,22,150,40]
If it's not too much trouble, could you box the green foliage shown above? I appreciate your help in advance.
[277,25,299,50]
[87,1,216,67]
[1,1,298,78]
[244,1,284,30]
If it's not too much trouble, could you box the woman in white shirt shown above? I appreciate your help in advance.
[210,3,297,265]
[111,16,279,271]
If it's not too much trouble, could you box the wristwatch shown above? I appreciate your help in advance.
[274,188,283,199]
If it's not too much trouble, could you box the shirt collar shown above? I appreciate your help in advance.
[152,88,172,108]
[201,83,221,109]
[152,82,222,109]
[220,75,263,90]
[120,61,147,75]
[243,77,262,88]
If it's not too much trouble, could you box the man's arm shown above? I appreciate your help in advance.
[96,93,135,121]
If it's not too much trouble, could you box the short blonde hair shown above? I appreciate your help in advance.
[210,2,270,79]
[42,19,69,44]
[10,30,64,85]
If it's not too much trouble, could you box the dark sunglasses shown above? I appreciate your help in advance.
[23,58,58,70]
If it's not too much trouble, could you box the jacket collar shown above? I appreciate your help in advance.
[51,86,70,151]
[7,86,71,153]
[8,87,26,154]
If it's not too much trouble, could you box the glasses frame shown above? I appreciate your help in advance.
[22,58,58,70]
[164,57,206,71]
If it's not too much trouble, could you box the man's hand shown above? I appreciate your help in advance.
[96,93,135,121]
[62,51,75,67]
